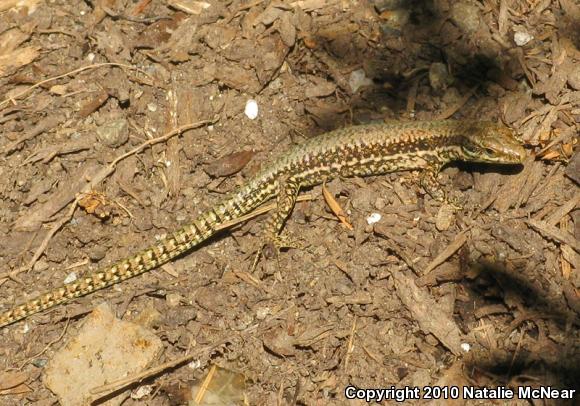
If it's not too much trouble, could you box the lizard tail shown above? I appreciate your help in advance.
[0,191,261,328]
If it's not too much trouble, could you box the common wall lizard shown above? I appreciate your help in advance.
[0,120,525,328]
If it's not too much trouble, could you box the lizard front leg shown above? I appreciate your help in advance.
[420,166,445,202]
[420,166,462,208]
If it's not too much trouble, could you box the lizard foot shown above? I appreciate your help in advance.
[250,233,303,273]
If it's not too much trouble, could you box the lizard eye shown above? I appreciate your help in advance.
[484,148,495,155]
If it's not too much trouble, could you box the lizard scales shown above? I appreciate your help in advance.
[0,120,525,328]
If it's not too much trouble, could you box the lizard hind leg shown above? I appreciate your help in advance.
[251,178,303,271]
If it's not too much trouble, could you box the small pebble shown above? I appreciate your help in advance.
[166,293,183,308]
[256,307,270,320]
[429,62,453,91]
[245,99,259,120]
[131,385,153,400]
[64,272,77,284]
[450,2,480,33]
[32,358,47,368]
[32,259,49,272]
[96,118,129,148]
[366,212,382,225]
[514,31,533,46]
[349,69,373,93]
[375,197,386,210]
[188,359,202,370]
[89,246,107,262]
[379,8,410,32]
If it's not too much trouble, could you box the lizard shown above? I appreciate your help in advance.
[0,120,526,328]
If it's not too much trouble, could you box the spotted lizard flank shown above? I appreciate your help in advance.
[0,120,525,328]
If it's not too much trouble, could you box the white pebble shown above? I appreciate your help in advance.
[461,342,471,352]
[256,307,270,320]
[514,31,533,46]
[349,69,373,93]
[366,213,382,225]
[245,99,259,120]
[188,359,201,369]
[131,385,153,400]
[64,272,77,284]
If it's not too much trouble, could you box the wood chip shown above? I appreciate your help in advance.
[565,149,580,184]
[290,0,339,12]
[423,231,468,273]
[167,0,210,15]
[392,270,463,355]
[493,157,534,213]
[545,193,580,226]
[526,219,580,253]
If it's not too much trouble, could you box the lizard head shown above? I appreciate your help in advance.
[459,123,526,164]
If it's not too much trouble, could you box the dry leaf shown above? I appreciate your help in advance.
[0,371,28,391]
[78,191,112,219]
[538,150,561,161]
[191,365,246,405]
[204,150,254,178]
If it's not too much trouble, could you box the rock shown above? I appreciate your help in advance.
[96,118,129,148]
[450,2,481,34]
[429,62,453,91]
[44,303,163,406]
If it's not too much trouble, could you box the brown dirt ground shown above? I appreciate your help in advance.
[0,0,579,405]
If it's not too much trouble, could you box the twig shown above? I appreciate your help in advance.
[18,319,70,370]
[88,303,302,403]
[3,115,64,155]
[88,341,227,402]
[343,316,357,371]
[193,364,217,404]
[215,194,313,231]
[545,193,580,226]
[423,230,469,273]
[0,63,150,110]
[0,202,79,282]
[109,120,216,167]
